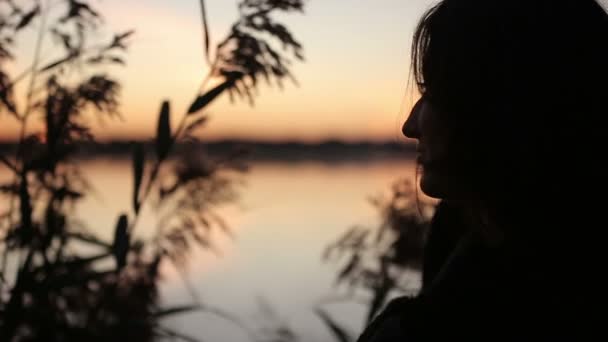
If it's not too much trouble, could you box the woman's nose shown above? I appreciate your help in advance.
[402,98,423,139]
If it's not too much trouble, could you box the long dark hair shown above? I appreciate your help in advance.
[411,0,608,271]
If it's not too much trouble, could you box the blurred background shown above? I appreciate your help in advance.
[0,0,444,341]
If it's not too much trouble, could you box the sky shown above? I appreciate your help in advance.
[1,0,438,142]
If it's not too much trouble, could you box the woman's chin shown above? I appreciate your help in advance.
[419,172,446,199]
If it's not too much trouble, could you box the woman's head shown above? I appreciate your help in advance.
[403,0,608,231]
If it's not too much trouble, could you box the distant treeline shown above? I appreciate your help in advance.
[0,140,416,162]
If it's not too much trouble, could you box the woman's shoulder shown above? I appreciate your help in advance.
[355,293,491,342]
[355,296,423,342]
[355,292,536,342]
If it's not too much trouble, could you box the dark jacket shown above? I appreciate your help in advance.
[356,201,597,341]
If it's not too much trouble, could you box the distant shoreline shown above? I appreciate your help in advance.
[0,140,416,163]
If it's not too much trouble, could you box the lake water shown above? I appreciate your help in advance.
[2,157,422,341]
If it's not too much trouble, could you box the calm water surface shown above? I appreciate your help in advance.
[2,158,422,341]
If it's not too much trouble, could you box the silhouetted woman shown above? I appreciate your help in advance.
[357,0,607,340]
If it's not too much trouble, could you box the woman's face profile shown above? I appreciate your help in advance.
[402,97,465,200]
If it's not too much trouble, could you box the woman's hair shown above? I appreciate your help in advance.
[410,0,608,263]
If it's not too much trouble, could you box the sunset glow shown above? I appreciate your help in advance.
[0,0,438,142]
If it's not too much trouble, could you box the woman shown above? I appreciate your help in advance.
[358,0,607,340]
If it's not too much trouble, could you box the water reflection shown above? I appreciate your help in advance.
[2,157,421,341]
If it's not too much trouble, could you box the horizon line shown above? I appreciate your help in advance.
[0,138,416,146]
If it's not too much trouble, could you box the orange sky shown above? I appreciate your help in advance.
[1,0,438,142]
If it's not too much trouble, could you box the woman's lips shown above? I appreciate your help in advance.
[416,146,426,164]
[416,156,424,166]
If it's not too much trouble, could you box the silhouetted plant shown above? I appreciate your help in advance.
[0,0,305,341]
[262,180,433,342]
[249,296,299,342]
[322,179,434,330]
[188,0,304,113]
